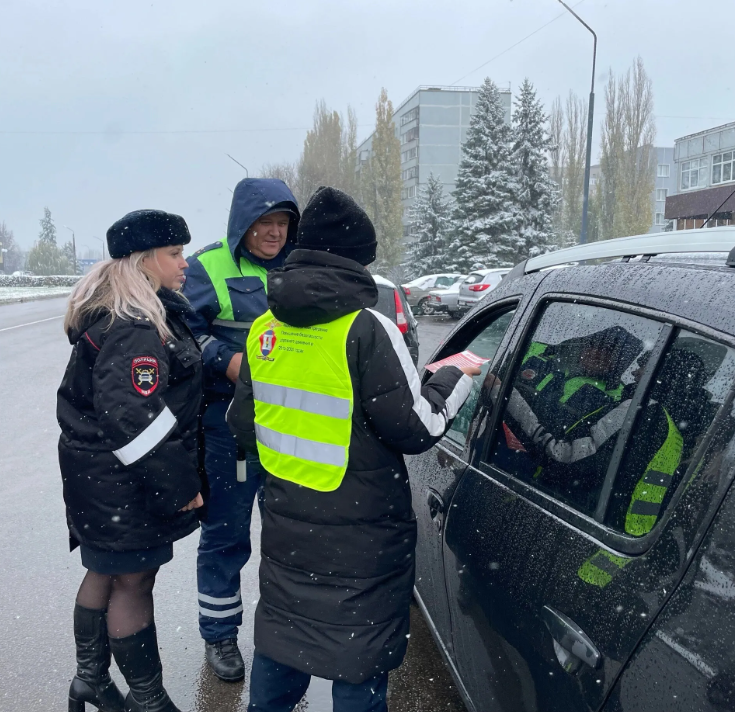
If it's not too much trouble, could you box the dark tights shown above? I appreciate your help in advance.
[76,568,159,638]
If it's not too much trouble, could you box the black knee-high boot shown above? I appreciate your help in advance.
[109,623,181,712]
[68,604,126,712]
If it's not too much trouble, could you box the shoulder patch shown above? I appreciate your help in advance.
[132,356,159,396]
[191,240,223,257]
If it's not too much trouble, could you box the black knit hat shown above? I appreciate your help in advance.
[297,187,377,266]
[106,209,191,259]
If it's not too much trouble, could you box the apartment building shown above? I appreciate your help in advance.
[665,122,735,230]
[356,84,512,237]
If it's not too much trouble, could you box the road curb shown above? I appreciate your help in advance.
[0,290,72,306]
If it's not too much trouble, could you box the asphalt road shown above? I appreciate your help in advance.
[0,299,462,712]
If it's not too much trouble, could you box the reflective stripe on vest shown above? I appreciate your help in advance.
[247,309,360,492]
[197,241,267,321]
[625,409,683,537]
[560,376,624,404]
[577,550,631,588]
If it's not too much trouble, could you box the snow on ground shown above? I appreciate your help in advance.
[0,287,72,304]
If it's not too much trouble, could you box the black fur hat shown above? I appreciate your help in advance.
[107,209,191,259]
[297,187,377,266]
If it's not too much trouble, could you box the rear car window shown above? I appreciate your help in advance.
[373,285,397,322]
[604,330,735,536]
[484,302,735,538]
[464,273,485,285]
[486,302,664,518]
[435,276,456,288]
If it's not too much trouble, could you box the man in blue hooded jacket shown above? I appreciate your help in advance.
[183,178,299,681]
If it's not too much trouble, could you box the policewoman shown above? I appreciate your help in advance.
[58,210,205,712]
[182,178,299,680]
[227,187,479,712]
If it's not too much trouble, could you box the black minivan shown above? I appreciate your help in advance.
[408,229,735,712]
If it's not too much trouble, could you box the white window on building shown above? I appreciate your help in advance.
[657,164,670,178]
[401,147,418,164]
[400,127,419,145]
[655,212,666,226]
[402,166,418,181]
[656,189,668,202]
[712,151,735,185]
[401,186,417,200]
[681,158,708,190]
[400,107,419,126]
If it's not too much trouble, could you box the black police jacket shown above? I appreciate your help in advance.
[227,250,474,684]
[57,289,205,552]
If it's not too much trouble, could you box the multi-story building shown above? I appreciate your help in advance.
[588,146,676,234]
[651,146,677,232]
[356,84,512,238]
[665,122,735,230]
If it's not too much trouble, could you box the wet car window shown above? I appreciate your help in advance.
[445,309,516,446]
[487,302,663,517]
[373,285,397,322]
[604,330,735,536]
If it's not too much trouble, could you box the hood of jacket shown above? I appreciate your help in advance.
[66,288,192,345]
[266,249,378,328]
[227,178,300,268]
[67,309,106,345]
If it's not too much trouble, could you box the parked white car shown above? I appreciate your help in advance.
[456,268,511,313]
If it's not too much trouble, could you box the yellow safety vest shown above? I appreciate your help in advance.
[246,309,361,492]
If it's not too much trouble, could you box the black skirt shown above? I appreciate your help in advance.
[79,543,174,575]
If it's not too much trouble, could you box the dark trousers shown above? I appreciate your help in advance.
[197,400,263,642]
[248,653,389,712]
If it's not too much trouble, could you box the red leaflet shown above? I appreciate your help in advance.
[425,350,490,373]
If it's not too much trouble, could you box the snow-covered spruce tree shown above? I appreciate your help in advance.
[27,239,70,275]
[39,206,58,245]
[407,173,453,277]
[449,77,520,272]
[511,79,558,257]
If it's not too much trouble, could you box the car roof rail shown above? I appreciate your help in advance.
[509,226,735,277]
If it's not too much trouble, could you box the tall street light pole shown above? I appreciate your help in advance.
[226,154,248,177]
[63,225,78,274]
[93,235,106,260]
[557,0,597,245]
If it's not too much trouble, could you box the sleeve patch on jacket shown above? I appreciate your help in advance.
[132,356,159,396]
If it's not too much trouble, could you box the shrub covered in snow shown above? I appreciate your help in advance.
[0,274,81,288]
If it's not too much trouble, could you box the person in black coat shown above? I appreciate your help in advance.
[57,210,205,712]
[226,187,480,712]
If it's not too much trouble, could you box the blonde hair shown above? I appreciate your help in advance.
[64,250,173,341]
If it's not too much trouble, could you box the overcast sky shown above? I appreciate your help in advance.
[1,0,733,254]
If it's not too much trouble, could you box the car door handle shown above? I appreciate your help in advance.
[426,489,445,531]
[542,605,601,674]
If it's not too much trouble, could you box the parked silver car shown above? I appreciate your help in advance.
[427,279,465,318]
[456,268,510,313]
[401,273,462,315]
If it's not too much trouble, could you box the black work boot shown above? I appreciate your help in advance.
[109,623,181,712]
[204,638,245,682]
[68,604,125,712]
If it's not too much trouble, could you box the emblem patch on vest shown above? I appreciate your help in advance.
[258,328,277,361]
[132,356,159,396]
